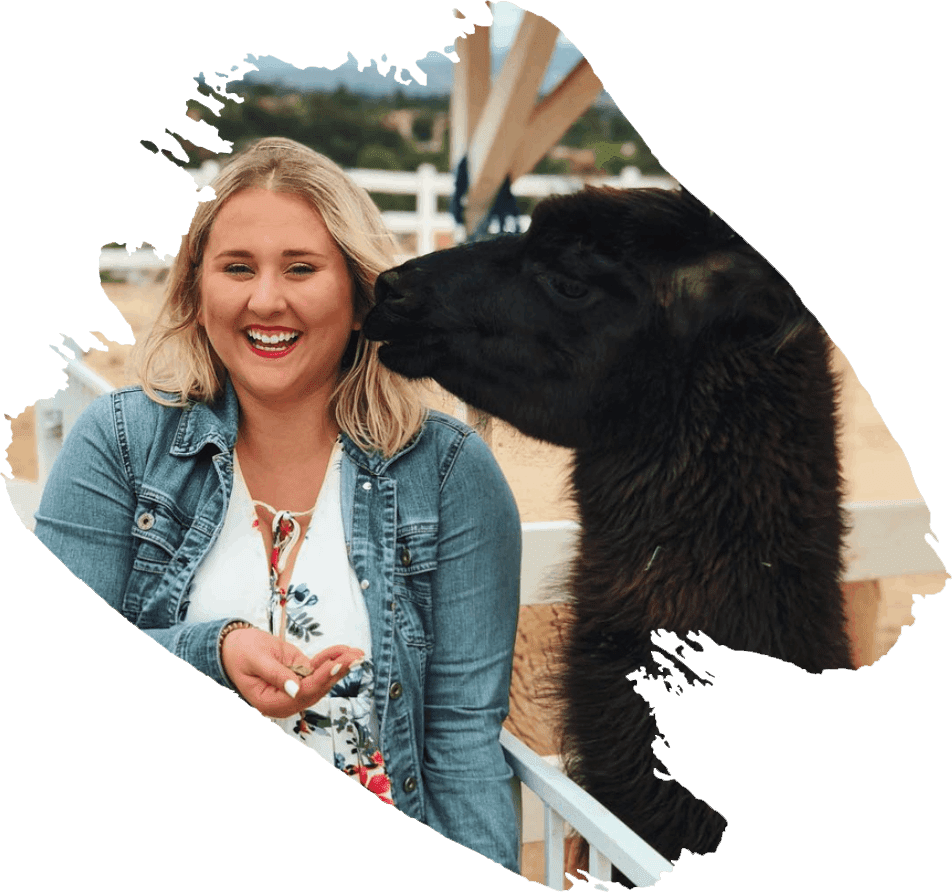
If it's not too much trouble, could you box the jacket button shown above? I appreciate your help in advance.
[136,512,155,530]
[402,776,417,793]
[360,579,370,591]
[362,481,372,491]
[400,547,411,567]
[389,681,403,700]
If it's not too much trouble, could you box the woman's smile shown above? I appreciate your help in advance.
[244,325,303,357]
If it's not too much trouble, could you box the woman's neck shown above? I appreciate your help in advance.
[235,392,341,514]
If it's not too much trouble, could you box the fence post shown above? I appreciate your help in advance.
[619,165,643,188]
[544,806,566,889]
[34,398,64,484]
[416,163,438,256]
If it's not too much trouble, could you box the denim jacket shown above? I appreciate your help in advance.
[34,380,521,871]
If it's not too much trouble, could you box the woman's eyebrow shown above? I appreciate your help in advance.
[211,248,328,260]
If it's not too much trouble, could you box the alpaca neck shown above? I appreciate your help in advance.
[567,336,847,662]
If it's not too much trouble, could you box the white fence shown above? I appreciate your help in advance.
[504,729,673,886]
[514,509,944,888]
[100,163,677,279]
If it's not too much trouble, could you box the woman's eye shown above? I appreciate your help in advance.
[224,263,253,275]
[288,264,315,276]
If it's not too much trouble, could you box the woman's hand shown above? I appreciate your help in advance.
[221,626,364,718]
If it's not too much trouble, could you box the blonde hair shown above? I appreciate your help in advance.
[137,137,425,456]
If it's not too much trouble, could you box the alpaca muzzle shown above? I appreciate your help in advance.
[366,269,432,337]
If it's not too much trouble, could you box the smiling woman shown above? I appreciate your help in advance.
[31,137,522,873]
[197,188,360,418]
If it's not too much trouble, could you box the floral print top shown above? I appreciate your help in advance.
[186,439,393,805]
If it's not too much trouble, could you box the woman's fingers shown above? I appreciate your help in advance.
[294,646,365,701]
[309,646,365,679]
[308,643,362,670]
[221,627,366,718]
[272,642,350,712]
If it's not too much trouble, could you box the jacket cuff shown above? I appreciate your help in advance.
[166,618,247,691]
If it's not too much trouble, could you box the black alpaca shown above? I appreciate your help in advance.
[363,186,854,874]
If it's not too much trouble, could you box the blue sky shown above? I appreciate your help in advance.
[238,2,580,92]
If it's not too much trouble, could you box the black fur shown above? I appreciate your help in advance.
[364,186,853,875]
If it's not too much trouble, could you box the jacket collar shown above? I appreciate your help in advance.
[169,378,241,457]
[338,411,429,476]
[167,376,428,469]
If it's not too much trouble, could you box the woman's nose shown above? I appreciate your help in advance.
[247,270,287,315]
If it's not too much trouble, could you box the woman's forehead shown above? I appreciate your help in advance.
[206,187,338,254]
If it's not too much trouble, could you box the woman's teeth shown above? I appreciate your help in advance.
[246,330,300,350]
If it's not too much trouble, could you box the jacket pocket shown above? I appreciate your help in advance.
[130,498,188,574]
[392,597,431,650]
[393,523,437,604]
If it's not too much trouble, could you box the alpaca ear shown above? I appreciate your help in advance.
[668,249,807,346]
[666,255,728,340]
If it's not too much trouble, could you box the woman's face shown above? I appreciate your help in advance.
[198,187,359,412]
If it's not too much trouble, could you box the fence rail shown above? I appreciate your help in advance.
[99,163,677,278]
[502,729,673,886]
[34,346,115,483]
[520,505,945,600]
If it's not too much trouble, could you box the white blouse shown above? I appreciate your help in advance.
[186,440,388,785]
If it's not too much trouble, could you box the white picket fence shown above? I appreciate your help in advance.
[99,163,677,279]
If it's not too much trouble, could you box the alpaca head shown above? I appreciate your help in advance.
[363,186,812,448]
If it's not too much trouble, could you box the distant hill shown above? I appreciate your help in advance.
[179,46,663,181]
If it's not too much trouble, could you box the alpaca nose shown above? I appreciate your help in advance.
[376,268,422,314]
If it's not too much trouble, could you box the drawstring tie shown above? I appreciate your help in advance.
[252,502,315,641]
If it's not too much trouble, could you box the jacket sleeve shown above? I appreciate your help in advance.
[32,393,239,689]
[422,429,522,873]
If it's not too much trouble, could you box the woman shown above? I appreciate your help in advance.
[34,137,521,871]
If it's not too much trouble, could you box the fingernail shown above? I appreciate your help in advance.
[330,663,342,675]
[284,679,300,698]
[349,659,364,672]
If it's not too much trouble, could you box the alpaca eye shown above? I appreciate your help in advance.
[538,273,589,303]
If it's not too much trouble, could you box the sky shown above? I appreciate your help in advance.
[490,0,574,47]
[245,2,573,91]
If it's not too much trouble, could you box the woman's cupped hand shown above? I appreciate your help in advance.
[222,626,364,718]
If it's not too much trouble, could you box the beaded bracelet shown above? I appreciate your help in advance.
[218,621,254,685]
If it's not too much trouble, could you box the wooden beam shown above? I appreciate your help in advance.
[450,16,491,169]
[464,11,559,227]
[509,58,604,182]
